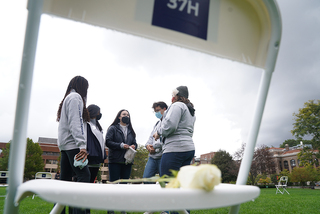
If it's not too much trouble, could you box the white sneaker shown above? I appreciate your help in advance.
[143,212,154,214]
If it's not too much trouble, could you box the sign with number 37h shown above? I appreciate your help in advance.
[152,0,210,40]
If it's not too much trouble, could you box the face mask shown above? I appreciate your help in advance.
[121,116,130,124]
[155,111,162,119]
[96,113,102,120]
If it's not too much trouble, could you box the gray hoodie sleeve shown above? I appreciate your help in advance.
[66,95,86,149]
[157,104,182,137]
[145,121,160,147]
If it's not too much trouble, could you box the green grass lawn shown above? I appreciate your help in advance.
[0,187,319,214]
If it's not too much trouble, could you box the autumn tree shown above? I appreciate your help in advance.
[211,149,237,183]
[292,100,320,150]
[0,138,44,180]
[290,165,318,186]
[234,144,276,185]
[130,145,149,179]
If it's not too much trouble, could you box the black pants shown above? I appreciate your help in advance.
[60,149,91,214]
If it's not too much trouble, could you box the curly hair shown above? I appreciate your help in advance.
[56,76,90,122]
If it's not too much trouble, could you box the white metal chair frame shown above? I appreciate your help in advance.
[275,176,290,195]
[4,0,282,214]
[32,172,53,199]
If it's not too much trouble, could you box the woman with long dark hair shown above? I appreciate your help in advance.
[105,109,137,214]
[57,76,91,214]
[106,109,137,182]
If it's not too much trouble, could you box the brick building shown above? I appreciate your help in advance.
[199,152,216,164]
[269,143,319,174]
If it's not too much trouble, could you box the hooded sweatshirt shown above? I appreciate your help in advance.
[157,102,195,153]
[58,90,87,151]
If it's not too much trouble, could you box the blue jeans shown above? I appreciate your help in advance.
[143,157,161,178]
[108,163,132,182]
[160,150,195,177]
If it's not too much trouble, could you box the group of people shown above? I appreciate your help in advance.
[57,76,196,214]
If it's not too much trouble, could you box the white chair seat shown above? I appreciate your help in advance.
[15,179,260,211]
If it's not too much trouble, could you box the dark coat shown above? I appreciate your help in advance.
[105,124,137,163]
[87,124,106,165]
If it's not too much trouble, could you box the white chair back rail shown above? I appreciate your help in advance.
[15,180,260,211]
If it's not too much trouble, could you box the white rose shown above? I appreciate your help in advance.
[167,164,221,192]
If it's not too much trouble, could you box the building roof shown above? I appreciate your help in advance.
[38,137,57,144]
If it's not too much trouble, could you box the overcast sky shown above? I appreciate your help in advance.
[0,0,319,157]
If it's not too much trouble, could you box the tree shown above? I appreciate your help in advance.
[0,141,11,171]
[279,139,312,148]
[291,100,320,150]
[130,145,149,179]
[24,138,45,180]
[0,138,44,180]
[258,177,271,185]
[297,147,317,167]
[290,165,317,186]
[211,149,237,183]
[234,144,276,185]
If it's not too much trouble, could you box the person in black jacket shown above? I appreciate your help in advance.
[106,109,137,214]
[106,109,138,182]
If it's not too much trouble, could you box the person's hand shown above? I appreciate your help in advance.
[153,132,160,140]
[123,144,130,149]
[130,145,135,150]
[146,145,155,154]
[76,149,88,162]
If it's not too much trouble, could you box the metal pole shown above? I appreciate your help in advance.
[228,0,281,213]
[4,0,43,213]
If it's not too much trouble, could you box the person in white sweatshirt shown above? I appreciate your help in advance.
[57,76,91,214]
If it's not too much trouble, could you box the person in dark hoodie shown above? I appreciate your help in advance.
[86,104,106,183]
[153,86,196,178]
[105,109,138,214]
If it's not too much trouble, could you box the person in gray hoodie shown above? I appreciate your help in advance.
[57,76,91,214]
[153,86,196,178]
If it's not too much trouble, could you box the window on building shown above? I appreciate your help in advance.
[290,159,296,168]
[279,161,282,171]
[297,159,300,166]
[284,161,289,170]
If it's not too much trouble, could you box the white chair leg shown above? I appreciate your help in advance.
[50,203,65,214]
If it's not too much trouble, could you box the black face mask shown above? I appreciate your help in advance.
[96,113,102,120]
[121,116,130,124]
